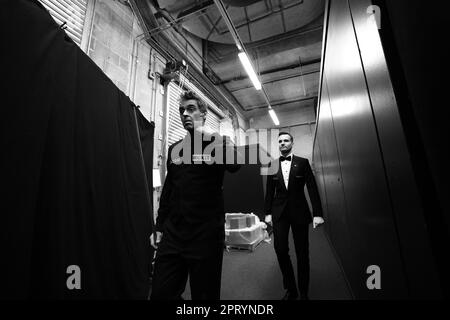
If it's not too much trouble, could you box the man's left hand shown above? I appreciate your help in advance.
[313,217,324,229]
[194,123,216,139]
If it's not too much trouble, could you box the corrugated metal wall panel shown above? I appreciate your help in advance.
[205,110,220,133]
[167,82,185,146]
[39,0,87,47]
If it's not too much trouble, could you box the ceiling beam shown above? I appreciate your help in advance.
[229,68,320,92]
[176,0,215,20]
[215,0,305,36]
[219,57,321,85]
[246,23,323,50]
[245,95,318,111]
[206,7,226,41]
[244,6,252,42]
[205,22,323,62]
[278,0,287,33]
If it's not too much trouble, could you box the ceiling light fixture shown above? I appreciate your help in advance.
[213,0,262,91]
[238,52,262,90]
[213,0,279,125]
[268,107,280,126]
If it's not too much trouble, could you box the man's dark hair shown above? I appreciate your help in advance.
[180,90,208,113]
[278,131,293,142]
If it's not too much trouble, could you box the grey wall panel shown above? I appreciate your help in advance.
[313,0,408,298]
[312,129,327,221]
[348,0,442,298]
[315,78,356,289]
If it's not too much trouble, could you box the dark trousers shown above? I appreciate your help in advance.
[150,235,224,300]
[273,209,310,297]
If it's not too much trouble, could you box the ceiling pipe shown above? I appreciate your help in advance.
[213,0,244,50]
[150,10,247,115]
[135,6,211,41]
[130,0,245,118]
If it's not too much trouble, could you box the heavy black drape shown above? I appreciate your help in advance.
[1,0,154,299]
[223,144,273,222]
[135,106,156,277]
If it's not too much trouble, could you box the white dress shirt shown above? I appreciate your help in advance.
[280,153,293,190]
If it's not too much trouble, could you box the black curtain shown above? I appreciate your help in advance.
[223,144,273,221]
[135,107,156,277]
[135,107,155,214]
[1,0,153,299]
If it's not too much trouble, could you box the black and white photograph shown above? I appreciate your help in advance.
[1,0,448,308]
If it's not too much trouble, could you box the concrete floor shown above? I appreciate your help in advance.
[182,226,352,300]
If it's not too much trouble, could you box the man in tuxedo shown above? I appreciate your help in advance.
[150,90,240,300]
[264,132,324,300]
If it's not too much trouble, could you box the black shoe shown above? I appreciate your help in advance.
[281,290,298,300]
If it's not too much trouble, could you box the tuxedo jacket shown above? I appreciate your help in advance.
[264,155,323,224]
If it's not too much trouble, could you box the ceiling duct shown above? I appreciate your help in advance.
[222,0,263,7]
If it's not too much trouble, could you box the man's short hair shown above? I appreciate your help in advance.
[278,131,293,142]
[180,90,207,113]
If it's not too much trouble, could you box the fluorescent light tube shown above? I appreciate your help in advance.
[238,52,262,90]
[268,109,280,126]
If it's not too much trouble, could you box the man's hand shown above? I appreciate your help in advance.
[150,231,162,249]
[313,217,324,229]
[265,215,272,225]
[194,122,216,139]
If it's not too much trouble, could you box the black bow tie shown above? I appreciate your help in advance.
[280,155,292,162]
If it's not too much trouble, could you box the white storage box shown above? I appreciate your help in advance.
[225,222,264,246]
